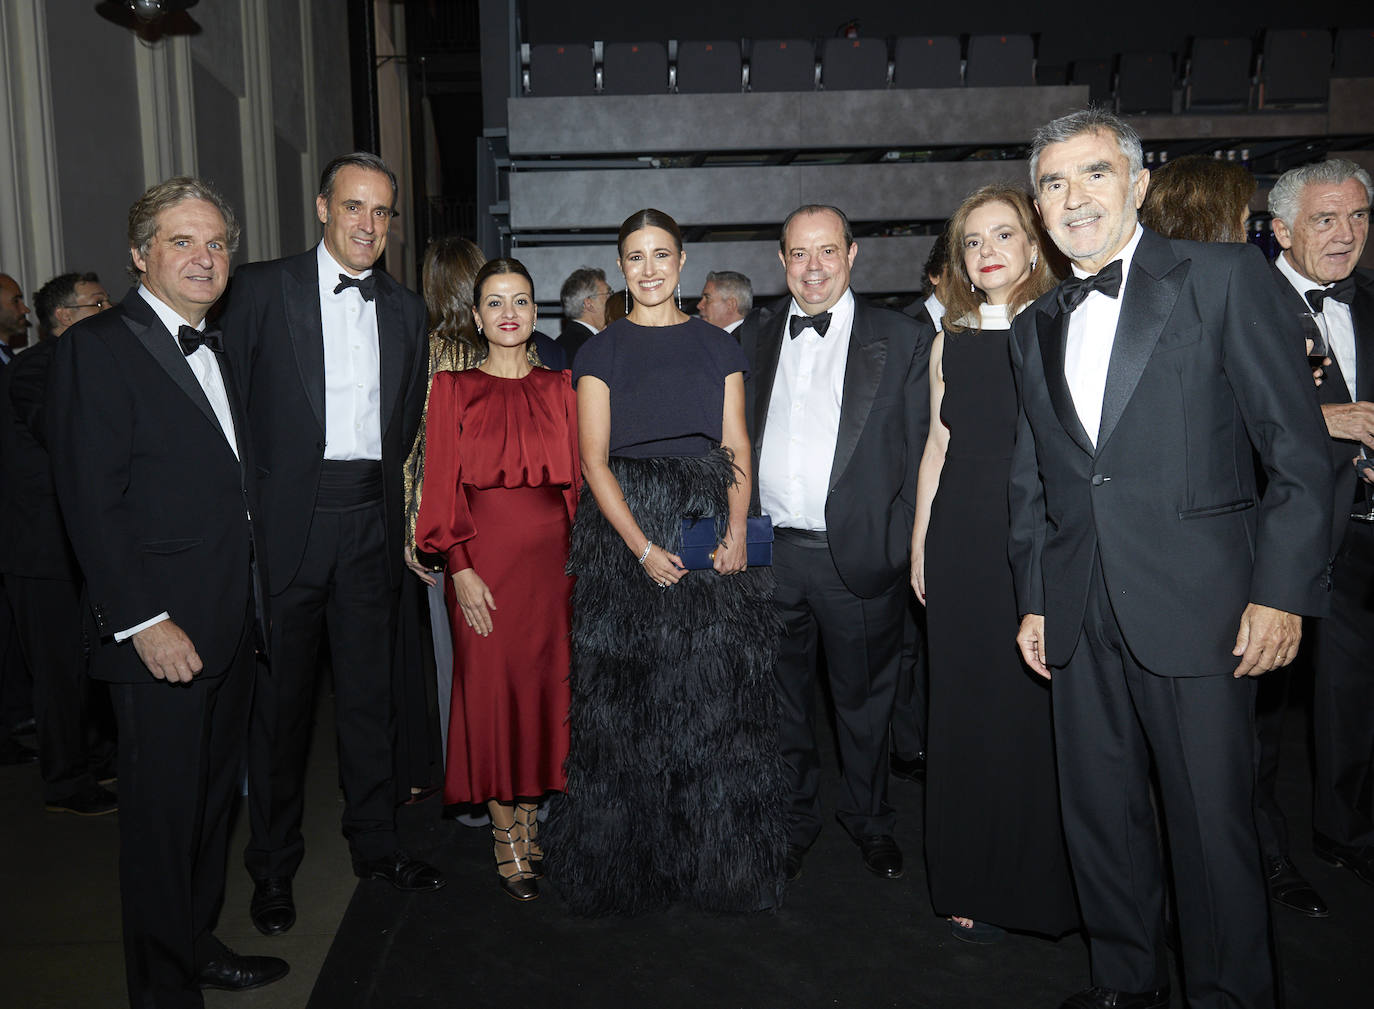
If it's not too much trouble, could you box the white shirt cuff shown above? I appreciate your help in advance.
[114,612,170,641]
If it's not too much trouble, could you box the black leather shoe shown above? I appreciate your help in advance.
[858,834,903,878]
[195,949,289,991]
[8,716,35,736]
[1059,986,1169,1009]
[0,738,38,765]
[783,843,807,883]
[45,785,118,816]
[250,876,296,935]
[352,850,446,892]
[1267,856,1328,916]
[1313,833,1374,887]
[890,752,927,783]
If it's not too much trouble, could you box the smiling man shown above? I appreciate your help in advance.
[1264,160,1374,896]
[738,205,930,885]
[222,152,442,939]
[1009,109,1333,1009]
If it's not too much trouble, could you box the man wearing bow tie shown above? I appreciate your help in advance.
[1266,160,1374,892]
[222,152,441,938]
[49,178,287,1004]
[738,205,930,883]
[1009,109,1333,1009]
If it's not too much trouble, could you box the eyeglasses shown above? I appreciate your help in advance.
[61,298,110,311]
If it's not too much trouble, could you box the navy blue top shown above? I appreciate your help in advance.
[573,316,747,458]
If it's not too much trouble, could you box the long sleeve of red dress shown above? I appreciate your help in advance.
[415,371,478,571]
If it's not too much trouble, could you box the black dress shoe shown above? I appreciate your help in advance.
[783,843,807,883]
[195,949,289,991]
[8,716,35,736]
[250,876,296,935]
[352,850,446,892]
[1059,986,1169,1009]
[0,738,38,765]
[858,834,903,878]
[1314,833,1374,887]
[45,785,118,816]
[1267,856,1328,917]
[890,752,927,783]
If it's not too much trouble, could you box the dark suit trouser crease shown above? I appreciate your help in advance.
[245,501,398,880]
[773,535,905,846]
[1055,561,1276,1009]
[115,618,252,1009]
[1312,520,1374,848]
[3,573,113,802]
[889,597,927,761]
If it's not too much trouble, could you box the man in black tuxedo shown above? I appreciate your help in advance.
[48,178,286,1006]
[0,270,35,766]
[223,152,442,937]
[556,265,609,364]
[1265,159,1374,890]
[0,271,117,815]
[1009,109,1332,1009]
[738,204,930,882]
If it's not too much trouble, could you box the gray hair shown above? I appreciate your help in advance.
[1268,159,1374,229]
[704,270,753,315]
[1028,107,1145,190]
[127,177,240,282]
[559,266,606,318]
[318,151,398,203]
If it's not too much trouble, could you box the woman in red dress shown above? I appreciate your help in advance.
[415,258,579,901]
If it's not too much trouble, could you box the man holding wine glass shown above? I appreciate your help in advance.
[1269,159,1374,888]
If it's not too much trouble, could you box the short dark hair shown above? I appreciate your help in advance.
[1140,155,1257,243]
[560,266,607,318]
[921,227,950,298]
[34,271,100,334]
[704,270,753,315]
[779,204,854,254]
[127,177,240,282]
[318,152,398,203]
[617,209,682,257]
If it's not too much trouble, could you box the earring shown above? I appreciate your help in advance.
[1030,254,1038,271]
[970,281,976,294]
[675,284,682,311]
[624,289,630,313]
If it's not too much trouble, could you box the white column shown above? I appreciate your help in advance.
[298,0,322,238]
[238,0,279,262]
[134,32,197,185]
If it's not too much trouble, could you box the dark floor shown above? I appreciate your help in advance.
[4,691,1372,1008]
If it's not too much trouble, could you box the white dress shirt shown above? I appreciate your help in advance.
[118,285,242,641]
[924,292,945,334]
[723,318,743,335]
[317,242,383,461]
[1277,251,1358,403]
[758,288,855,531]
[1064,224,1145,447]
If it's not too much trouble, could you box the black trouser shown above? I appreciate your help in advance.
[772,530,906,847]
[0,579,31,738]
[3,573,114,802]
[245,498,399,880]
[889,596,928,761]
[1311,519,1374,848]
[1054,559,1275,1009]
[113,616,253,1009]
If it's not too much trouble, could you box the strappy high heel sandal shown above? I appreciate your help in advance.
[514,803,543,878]
[492,822,539,901]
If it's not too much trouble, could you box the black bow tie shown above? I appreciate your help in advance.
[789,312,832,339]
[334,273,377,301]
[1057,259,1124,314]
[1305,276,1357,312]
[177,325,223,356]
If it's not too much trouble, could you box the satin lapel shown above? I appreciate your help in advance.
[752,305,786,454]
[1273,265,1352,405]
[829,299,886,491]
[283,257,326,432]
[1352,278,1374,404]
[375,279,405,434]
[128,314,234,460]
[1095,233,1187,453]
[215,352,251,477]
[1035,304,1095,455]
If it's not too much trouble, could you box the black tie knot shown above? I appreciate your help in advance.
[1057,259,1124,314]
[177,325,223,356]
[334,273,377,301]
[789,311,832,339]
[1305,276,1357,313]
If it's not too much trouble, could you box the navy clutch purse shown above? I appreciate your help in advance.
[679,515,774,570]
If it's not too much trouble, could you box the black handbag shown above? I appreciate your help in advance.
[678,514,774,570]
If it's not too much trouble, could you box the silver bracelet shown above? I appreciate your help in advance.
[637,541,653,565]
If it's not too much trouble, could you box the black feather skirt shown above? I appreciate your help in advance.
[542,446,787,915]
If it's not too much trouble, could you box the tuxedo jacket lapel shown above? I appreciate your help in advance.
[1352,276,1374,403]
[375,277,405,435]
[283,253,327,432]
[751,301,787,456]
[1035,304,1095,456]
[1095,229,1187,453]
[830,298,886,490]
[126,309,237,464]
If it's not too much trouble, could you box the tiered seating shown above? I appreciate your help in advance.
[821,37,890,91]
[965,35,1034,86]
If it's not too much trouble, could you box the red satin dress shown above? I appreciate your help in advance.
[415,367,579,804]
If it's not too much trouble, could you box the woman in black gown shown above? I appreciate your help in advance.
[911,184,1079,943]
[542,208,785,915]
